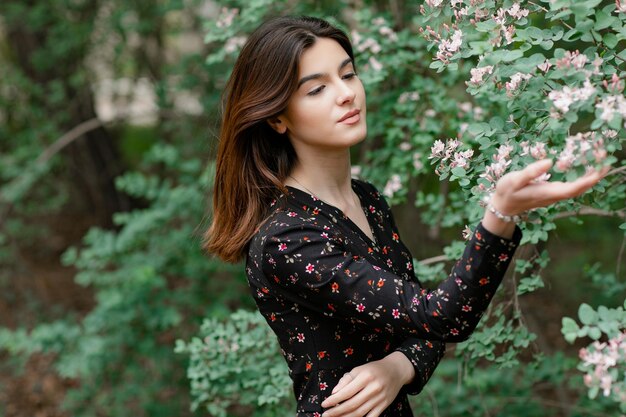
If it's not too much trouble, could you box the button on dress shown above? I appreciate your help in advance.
[245,178,522,416]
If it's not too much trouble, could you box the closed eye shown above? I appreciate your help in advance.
[307,85,326,96]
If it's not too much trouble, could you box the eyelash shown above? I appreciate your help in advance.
[307,72,358,96]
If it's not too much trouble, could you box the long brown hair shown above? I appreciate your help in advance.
[204,16,355,263]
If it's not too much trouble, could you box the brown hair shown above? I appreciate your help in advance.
[204,16,355,263]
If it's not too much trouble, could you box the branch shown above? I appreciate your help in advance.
[551,206,626,220]
[418,254,449,265]
[36,117,103,165]
[608,165,626,177]
[502,396,609,417]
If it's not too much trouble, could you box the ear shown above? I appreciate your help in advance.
[267,116,287,134]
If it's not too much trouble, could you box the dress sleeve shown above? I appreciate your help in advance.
[394,338,445,395]
[261,221,522,342]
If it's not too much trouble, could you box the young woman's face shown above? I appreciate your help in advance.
[273,37,367,151]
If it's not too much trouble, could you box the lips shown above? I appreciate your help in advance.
[338,109,360,123]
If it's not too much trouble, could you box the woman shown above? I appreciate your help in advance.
[205,15,606,417]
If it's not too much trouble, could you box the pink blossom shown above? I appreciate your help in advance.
[503,25,516,44]
[399,142,411,151]
[480,143,514,188]
[555,131,608,171]
[357,37,382,54]
[537,60,553,73]
[507,3,530,19]
[530,142,548,160]
[426,0,444,7]
[383,174,403,198]
[224,36,247,54]
[436,30,463,62]
[216,7,239,28]
[398,91,420,103]
[451,149,474,169]
[379,26,399,42]
[368,56,383,72]
[596,94,626,122]
[429,140,446,158]
[548,79,596,114]
[579,332,626,399]
[556,50,588,70]
[468,65,494,85]
[505,72,532,96]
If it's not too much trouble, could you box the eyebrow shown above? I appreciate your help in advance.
[296,58,354,89]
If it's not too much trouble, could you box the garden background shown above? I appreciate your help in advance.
[0,1,625,416]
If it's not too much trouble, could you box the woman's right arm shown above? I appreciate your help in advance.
[260,220,521,342]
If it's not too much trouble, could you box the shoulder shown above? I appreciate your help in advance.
[247,196,330,254]
[352,177,391,210]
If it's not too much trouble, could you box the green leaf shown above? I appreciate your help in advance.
[588,327,601,340]
[594,10,615,31]
[578,303,598,325]
[451,167,466,177]
[561,317,580,342]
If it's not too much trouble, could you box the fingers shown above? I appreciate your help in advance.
[514,159,553,189]
[322,373,363,408]
[330,373,352,395]
[325,390,377,417]
[323,385,383,417]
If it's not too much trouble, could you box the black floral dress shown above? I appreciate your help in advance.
[245,178,522,416]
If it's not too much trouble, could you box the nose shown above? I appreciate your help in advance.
[336,81,356,105]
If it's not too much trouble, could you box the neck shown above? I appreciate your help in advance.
[286,149,356,211]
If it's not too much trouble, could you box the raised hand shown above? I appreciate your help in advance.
[482,159,609,238]
[320,352,414,417]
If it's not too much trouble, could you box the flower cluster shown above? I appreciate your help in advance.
[548,79,596,114]
[478,143,513,192]
[383,174,403,198]
[429,138,474,173]
[398,91,420,103]
[350,30,384,72]
[468,65,494,86]
[491,2,530,46]
[505,72,532,96]
[519,141,548,160]
[596,93,626,122]
[579,332,626,401]
[372,17,399,42]
[438,30,463,62]
[216,7,238,29]
[224,36,247,54]
[554,131,608,172]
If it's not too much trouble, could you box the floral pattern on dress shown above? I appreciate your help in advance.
[245,178,522,416]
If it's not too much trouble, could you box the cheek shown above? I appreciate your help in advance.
[288,100,331,129]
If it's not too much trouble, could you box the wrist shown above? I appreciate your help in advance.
[385,351,415,386]
[481,209,516,239]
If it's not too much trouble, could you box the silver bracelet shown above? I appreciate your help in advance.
[482,193,527,223]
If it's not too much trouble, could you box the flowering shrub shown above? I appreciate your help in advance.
[562,301,626,411]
